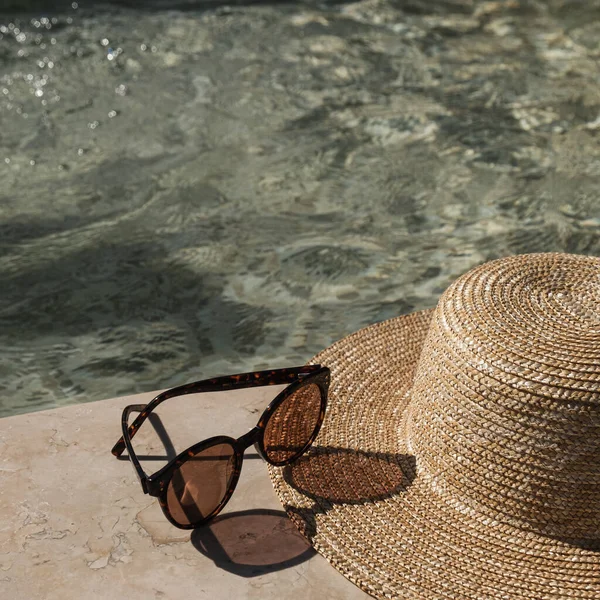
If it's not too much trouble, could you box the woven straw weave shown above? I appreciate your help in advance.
[268,253,600,599]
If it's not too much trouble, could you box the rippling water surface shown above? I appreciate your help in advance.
[1,0,600,416]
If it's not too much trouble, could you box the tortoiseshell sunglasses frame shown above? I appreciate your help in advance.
[111,364,330,529]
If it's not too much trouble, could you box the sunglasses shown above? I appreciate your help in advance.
[111,364,330,529]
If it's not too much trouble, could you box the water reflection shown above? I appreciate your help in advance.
[2,0,600,417]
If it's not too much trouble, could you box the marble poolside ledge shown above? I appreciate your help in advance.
[0,387,367,600]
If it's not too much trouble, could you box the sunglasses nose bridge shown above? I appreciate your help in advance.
[237,426,262,452]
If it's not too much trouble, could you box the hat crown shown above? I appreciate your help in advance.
[406,253,600,543]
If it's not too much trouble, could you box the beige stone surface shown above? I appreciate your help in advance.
[0,387,368,599]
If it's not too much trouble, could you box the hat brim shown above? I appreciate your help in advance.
[268,310,600,599]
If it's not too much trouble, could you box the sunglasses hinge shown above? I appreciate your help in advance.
[143,476,163,497]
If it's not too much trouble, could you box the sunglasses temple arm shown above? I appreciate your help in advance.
[112,402,153,458]
[116,404,151,492]
[111,364,323,458]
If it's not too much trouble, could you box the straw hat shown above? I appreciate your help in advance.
[268,252,600,599]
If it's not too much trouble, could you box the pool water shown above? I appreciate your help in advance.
[1,0,599,416]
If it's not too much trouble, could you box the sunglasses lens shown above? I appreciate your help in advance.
[263,382,323,465]
[166,442,237,527]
